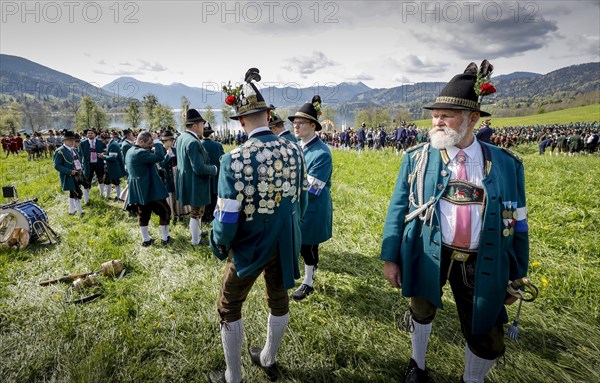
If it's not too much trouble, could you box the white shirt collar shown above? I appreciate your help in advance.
[186,129,199,139]
[248,126,270,138]
[301,134,318,148]
[446,135,479,160]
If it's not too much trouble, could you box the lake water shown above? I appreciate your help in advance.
[44,109,243,134]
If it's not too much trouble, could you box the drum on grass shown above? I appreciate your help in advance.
[0,201,48,246]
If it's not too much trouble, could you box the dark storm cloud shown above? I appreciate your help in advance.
[410,2,559,58]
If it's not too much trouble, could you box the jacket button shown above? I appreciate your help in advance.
[441,170,448,177]
[437,183,443,190]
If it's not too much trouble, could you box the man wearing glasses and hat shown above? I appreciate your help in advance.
[381,61,530,383]
[175,108,218,246]
[209,68,307,383]
[288,95,333,301]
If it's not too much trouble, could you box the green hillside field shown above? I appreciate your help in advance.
[0,145,598,382]
[412,104,600,128]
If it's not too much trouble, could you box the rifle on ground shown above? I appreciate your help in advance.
[39,260,124,286]
[39,270,99,286]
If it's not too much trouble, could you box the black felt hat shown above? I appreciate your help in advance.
[160,130,175,141]
[269,108,285,128]
[288,95,323,131]
[186,109,206,125]
[203,122,215,137]
[229,68,273,120]
[63,131,76,140]
[423,60,494,117]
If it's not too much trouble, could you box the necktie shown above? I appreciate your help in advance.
[452,150,471,249]
[90,140,97,162]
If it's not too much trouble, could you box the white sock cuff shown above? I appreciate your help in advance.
[302,264,315,287]
[410,318,432,370]
[159,225,169,241]
[463,345,496,383]
[221,319,244,383]
[139,226,150,242]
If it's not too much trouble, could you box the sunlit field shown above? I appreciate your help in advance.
[0,145,598,382]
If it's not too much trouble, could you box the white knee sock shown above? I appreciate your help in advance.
[115,184,121,199]
[83,189,90,203]
[159,225,169,241]
[75,199,83,213]
[99,183,105,197]
[260,313,290,367]
[68,198,75,214]
[189,218,200,245]
[411,318,432,370]
[221,319,244,383]
[302,265,315,287]
[463,345,496,383]
[105,184,111,198]
[140,226,150,242]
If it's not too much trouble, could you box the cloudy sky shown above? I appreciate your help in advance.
[1,1,599,90]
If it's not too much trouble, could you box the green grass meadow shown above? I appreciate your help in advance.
[0,146,599,383]
[412,103,600,128]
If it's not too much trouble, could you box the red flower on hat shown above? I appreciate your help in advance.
[225,95,236,106]
[479,83,496,96]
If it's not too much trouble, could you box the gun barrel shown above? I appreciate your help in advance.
[39,271,95,286]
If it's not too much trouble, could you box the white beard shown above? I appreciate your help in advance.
[429,118,470,149]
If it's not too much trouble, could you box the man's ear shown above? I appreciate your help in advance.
[469,112,481,126]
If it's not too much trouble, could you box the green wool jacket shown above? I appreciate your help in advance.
[78,138,105,179]
[380,141,529,334]
[279,130,298,143]
[53,145,77,191]
[201,138,225,196]
[121,140,134,161]
[125,143,168,206]
[175,131,217,207]
[210,129,308,289]
[104,140,127,180]
[301,136,333,245]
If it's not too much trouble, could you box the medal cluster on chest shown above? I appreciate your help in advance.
[230,138,307,221]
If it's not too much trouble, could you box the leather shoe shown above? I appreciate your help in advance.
[142,238,154,247]
[249,346,279,382]
[161,236,173,245]
[404,358,429,383]
[291,284,314,301]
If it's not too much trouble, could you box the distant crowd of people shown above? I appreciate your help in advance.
[301,120,600,155]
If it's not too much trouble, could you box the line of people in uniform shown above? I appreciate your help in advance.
[51,62,532,383]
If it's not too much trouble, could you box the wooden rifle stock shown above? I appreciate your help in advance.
[39,271,97,286]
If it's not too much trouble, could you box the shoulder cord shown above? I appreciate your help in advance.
[57,148,73,165]
[405,144,436,231]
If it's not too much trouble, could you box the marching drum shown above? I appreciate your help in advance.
[0,200,48,247]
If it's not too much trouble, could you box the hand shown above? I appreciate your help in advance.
[70,170,78,176]
[384,261,402,289]
[504,294,519,305]
[98,153,104,159]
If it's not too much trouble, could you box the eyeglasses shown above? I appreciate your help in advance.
[293,121,311,127]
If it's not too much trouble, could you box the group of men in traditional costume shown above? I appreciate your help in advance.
[50,60,530,383]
